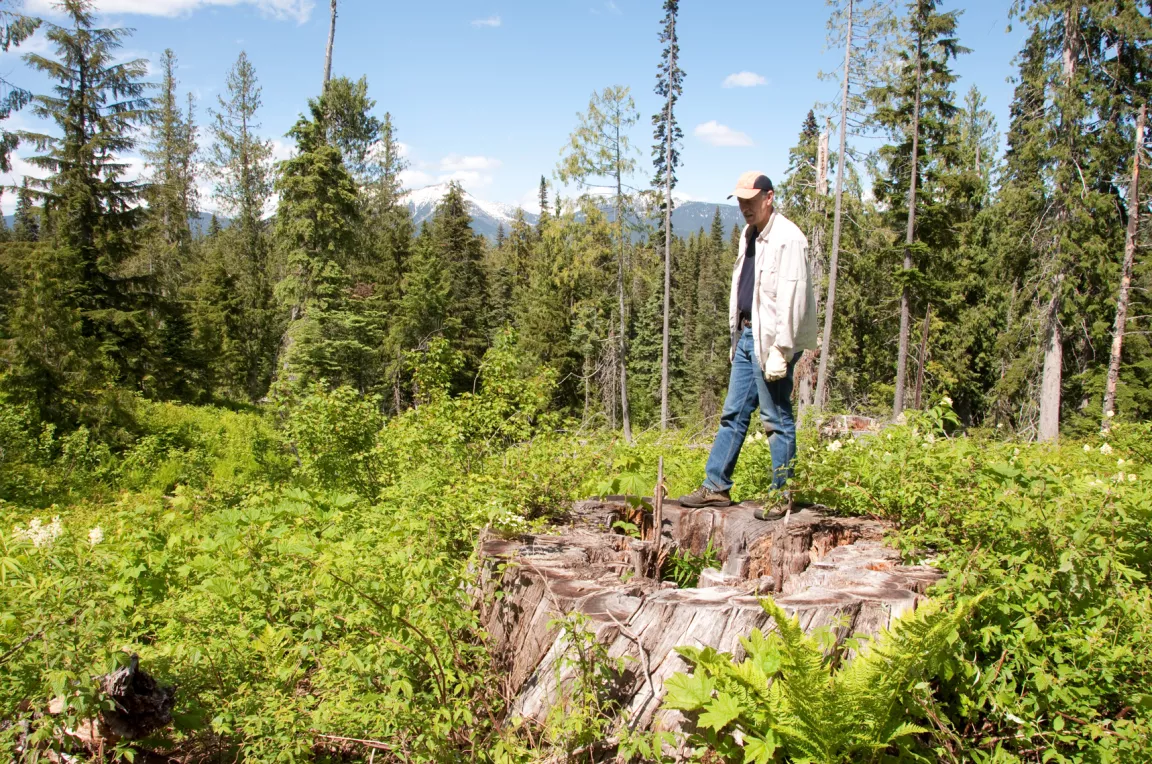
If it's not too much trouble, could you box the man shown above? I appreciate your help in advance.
[679,171,817,517]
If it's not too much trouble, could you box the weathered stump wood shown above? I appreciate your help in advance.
[478,499,942,736]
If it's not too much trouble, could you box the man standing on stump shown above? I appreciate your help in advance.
[679,171,817,518]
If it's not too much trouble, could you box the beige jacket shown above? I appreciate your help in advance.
[728,210,818,369]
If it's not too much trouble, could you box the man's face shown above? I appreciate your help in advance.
[738,190,773,227]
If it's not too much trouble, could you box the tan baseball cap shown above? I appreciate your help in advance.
[728,171,774,200]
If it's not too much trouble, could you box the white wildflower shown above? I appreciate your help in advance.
[997,423,1003,429]
[886,433,893,440]
[752,431,765,442]
[1083,444,1092,453]
[88,526,104,546]
[1128,474,1137,483]
[1100,443,1113,455]
[1106,410,1115,418]
[13,515,64,548]
[941,396,953,407]
[827,440,843,452]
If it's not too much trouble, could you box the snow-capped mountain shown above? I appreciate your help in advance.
[404,182,537,239]
[401,183,745,241]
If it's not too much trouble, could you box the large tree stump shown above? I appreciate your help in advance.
[478,499,941,736]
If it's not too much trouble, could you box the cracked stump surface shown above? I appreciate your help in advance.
[477,498,943,734]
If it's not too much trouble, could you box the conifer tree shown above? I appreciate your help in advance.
[20,0,156,390]
[323,76,381,183]
[652,0,684,430]
[429,182,489,376]
[558,85,639,441]
[780,110,829,411]
[140,48,197,289]
[689,207,732,420]
[205,50,277,399]
[12,177,38,242]
[361,111,412,290]
[274,95,362,386]
[869,0,966,416]
[536,175,550,236]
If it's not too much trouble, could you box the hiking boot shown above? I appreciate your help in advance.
[678,485,732,508]
[753,492,793,521]
[753,504,789,521]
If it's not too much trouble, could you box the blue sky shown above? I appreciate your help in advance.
[2,0,1027,215]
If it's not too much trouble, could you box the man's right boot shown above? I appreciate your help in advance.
[678,485,733,508]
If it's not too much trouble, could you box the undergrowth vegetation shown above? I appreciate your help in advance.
[1,378,1150,762]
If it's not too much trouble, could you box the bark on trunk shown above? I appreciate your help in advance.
[1102,103,1145,431]
[477,497,942,737]
[1038,292,1062,442]
[814,0,853,411]
[913,303,931,410]
[323,0,337,89]
[893,24,924,419]
[1038,6,1079,443]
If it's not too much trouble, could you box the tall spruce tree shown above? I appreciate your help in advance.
[654,0,677,430]
[20,0,157,388]
[140,49,197,290]
[652,0,684,430]
[205,50,277,399]
[868,0,966,416]
[274,95,368,389]
[536,175,550,236]
[429,182,489,379]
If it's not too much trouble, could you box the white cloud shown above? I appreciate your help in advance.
[399,169,434,189]
[694,120,754,147]
[518,187,542,214]
[439,169,493,188]
[722,71,768,88]
[438,154,501,172]
[269,138,296,163]
[470,15,501,27]
[23,0,314,24]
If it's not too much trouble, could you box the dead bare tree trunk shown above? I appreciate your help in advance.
[893,24,924,419]
[323,0,337,90]
[1103,102,1145,431]
[1039,7,1078,443]
[913,303,931,410]
[814,0,854,411]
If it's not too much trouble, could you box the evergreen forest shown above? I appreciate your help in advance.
[0,0,1150,762]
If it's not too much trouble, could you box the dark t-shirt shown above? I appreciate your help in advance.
[737,225,757,318]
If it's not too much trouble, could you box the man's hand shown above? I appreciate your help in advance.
[764,346,789,381]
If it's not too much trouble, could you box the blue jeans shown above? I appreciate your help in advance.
[703,327,800,493]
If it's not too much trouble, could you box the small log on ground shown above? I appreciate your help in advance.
[478,499,942,735]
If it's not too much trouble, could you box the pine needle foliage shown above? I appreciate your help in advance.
[664,594,982,763]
